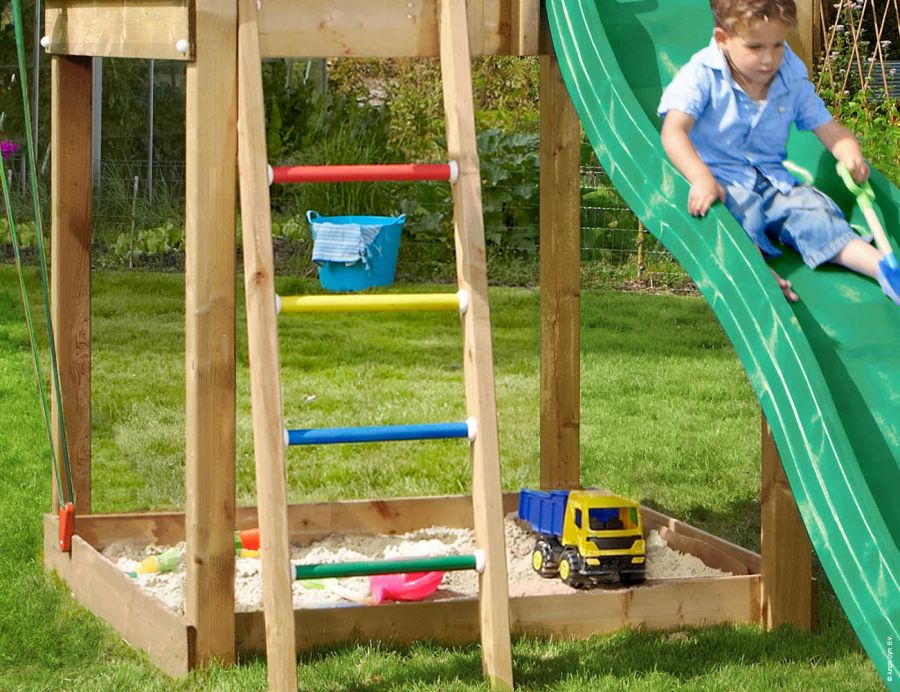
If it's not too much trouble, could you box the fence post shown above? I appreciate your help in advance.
[635,220,647,279]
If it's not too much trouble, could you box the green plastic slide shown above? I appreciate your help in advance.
[546,1,899,686]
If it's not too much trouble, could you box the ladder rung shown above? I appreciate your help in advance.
[270,162,458,184]
[277,292,466,314]
[293,551,485,580]
[285,421,473,446]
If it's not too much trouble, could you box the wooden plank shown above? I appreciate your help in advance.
[510,0,540,56]
[760,415,813,630]
[658,527,751,576]
[236,0,297,687]
[235,575,759,654]
[439,3,513,688]
[642,505,761,574]
[256,0,527,58]
[75,511,187,550]
[73,493,761,574]
[789,0,820,70]
[183,0,237,667]
[236,599,482,653]
[44,0,194,60]
[511,575,760,636]
[43,515,194,677]
[538,47,581,492]
[50,55,93,514]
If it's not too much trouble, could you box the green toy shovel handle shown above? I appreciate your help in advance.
[836,162,894,257]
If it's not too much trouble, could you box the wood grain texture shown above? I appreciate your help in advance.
[50,55,93,513]
[44,515,195,677]
[44,0,193,59]
[760,415,814,630]
[439,2,512,686]
[237,0,297,685]
[539,48,581,492]
[183,0,237,666]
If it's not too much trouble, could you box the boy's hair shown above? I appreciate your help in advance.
[710,0,798,33]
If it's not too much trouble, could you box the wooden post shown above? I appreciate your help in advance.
[510,0,540,56]
[539,36,581,492]
[760,414,814,630]
[790,0,821,70]
[439,1,513,688]
[50,55,93,514]
[184,0,238,667]
[236,0,298,686]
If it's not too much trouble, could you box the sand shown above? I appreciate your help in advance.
[102,514,731,614]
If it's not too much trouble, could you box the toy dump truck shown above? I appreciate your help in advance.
[518,489,646,587]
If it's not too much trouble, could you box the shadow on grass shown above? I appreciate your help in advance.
[243,618,868,690]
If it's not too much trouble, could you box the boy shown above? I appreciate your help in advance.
[658,0,899,304]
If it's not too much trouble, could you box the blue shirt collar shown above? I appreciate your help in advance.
[699,37,802,96]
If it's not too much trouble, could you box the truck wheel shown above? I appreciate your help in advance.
[559,549,583,588]
[531,539,558,578]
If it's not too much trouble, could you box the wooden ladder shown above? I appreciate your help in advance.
[236,1,513,689]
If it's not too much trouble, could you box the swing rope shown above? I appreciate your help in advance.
[3,0,77,547]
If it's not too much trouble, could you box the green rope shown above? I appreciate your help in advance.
[9,0,75,506]
[0,156,65,503]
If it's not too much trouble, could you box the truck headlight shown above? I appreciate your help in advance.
[631,557,645,564]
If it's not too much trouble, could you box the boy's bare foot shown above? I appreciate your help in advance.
[772,269,799,303]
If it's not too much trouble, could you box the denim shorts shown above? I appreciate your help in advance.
[723,172,862,268]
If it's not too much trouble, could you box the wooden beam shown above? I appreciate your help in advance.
[50,55,93,514]
[538,44,581,492]
[256,0,538,58]
[183,0,237,667]
[439,1,512,687]
[510,0,540,56]
[235,575,759,654]
[789,0,821,70]
[237,0,298,686]
[44,0,194,60]
[512,575,760,636]
[44,515,195,677]
[760,414,814,630]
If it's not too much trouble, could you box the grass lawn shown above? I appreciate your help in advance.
[0,265,883,690]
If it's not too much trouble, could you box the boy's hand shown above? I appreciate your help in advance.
[688,176,726,217]
[837,156,870,184]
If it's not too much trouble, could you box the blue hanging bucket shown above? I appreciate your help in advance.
[307,211,405,292]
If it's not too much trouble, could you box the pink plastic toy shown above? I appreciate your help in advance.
[369,571,444,604]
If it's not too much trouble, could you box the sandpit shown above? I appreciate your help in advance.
[102,514,731,614]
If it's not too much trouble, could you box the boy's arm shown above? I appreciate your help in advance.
[813,119,870,183]
[660,110,725,217]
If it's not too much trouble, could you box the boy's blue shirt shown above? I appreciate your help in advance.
[658,39,833,194]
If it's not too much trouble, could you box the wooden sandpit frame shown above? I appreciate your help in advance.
[42,0,819,680]
[46,492,767,677]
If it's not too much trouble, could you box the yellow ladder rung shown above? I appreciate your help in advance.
[277,291,467,314]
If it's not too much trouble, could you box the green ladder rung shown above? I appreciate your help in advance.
[292,551,484,580]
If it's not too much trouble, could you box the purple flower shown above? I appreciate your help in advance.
[1,140,20,161]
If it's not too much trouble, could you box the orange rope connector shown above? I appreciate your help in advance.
[59,502,75,552]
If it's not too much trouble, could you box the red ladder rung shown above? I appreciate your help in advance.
[270,162,457,184]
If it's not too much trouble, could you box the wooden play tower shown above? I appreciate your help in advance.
[42,1,819,688]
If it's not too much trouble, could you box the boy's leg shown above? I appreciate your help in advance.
[771,267,799,302]
[724,181,798,302]
[829,237,881,278]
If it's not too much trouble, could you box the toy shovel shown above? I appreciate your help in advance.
[837,163,900,303]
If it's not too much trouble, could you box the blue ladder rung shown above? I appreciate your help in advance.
[285,421,474,446]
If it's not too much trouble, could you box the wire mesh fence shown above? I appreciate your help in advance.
[4,0,896,292]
